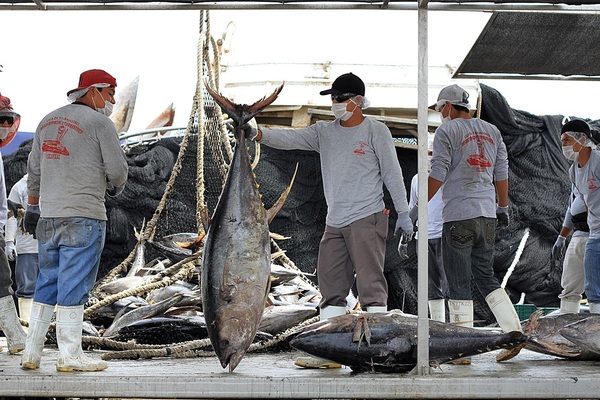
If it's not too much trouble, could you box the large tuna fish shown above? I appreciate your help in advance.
[289,312,527,373]
[202,83,284,372]
[558,314,600,357]
[522,310,600,360]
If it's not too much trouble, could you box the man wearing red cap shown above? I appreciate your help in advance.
[21,69,128,372]
[245,72,413,368]
[0,93,28,356]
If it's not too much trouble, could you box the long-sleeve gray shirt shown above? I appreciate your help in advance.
[27,103,128,221]
[430,117,508,223]
[260,117,409,228]
[570,149,600,240]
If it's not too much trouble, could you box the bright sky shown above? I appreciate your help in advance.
[1,9,599,133]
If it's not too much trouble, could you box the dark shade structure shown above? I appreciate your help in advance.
[455,12,600,80]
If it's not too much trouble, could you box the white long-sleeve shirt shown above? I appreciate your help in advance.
[5,174,38,254]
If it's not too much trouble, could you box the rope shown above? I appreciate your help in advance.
[86,254,199,318]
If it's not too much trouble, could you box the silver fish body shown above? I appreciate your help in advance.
[290,312,528,373]
[202,84,283,372]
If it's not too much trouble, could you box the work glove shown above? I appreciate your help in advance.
[551,235,567,261]
[5,241,15,261]
[23,204,40,239]
[496,205,509,227]
[6,199,23,219]
[240,123,259,141]
[397,231,411,260]
[395,211,414,241]
[409,205,418,225]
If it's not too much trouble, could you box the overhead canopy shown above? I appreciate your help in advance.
[454,11,600,80]
[4,0,600,11]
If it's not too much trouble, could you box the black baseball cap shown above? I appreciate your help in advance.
[320,72,365,96]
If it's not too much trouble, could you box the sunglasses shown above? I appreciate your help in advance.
[435,100,447,112]
[0,116,14,124]
[331,93,356,103]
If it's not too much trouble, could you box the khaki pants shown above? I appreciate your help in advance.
[317,211,388,309]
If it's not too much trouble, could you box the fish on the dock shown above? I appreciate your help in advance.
[103,293,184,338]
[97,276,150,295]
[289,312,528,373]
[146,281,201,307]
[522,310,600,360]
[202,83,284,372]
[259,304,318,336]
[148,232,204,263]
[558,314,600,357]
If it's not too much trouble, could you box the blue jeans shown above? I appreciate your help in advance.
[34,217,106,306]
[442,217,500,300]
[584,238,600,303]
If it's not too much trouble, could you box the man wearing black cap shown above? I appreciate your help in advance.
[246,72,412,368]
[560,119,600,315]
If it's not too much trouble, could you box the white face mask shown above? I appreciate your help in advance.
[562,145,579,161]
[0,127,9,141]
[332,102,353,121]
[100,101,114,117]
[333,98,360,122]
[93,88,114,117]
[439,103,452,124]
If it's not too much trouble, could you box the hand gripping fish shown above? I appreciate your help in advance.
[202,83,284,372]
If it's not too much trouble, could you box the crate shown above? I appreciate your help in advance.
[514,304,559,320]
[514,304,537,320]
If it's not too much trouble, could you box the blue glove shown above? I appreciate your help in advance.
[551,236,567,260]
[5,241,15,261]
[496,205,509,227]
[394,211,414,240]
[23,204,40,239]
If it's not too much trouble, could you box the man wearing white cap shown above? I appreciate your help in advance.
[428,84,523,363]
[0,93,28,356]
[560,119,600,314]
[245,72,413,368]
[21,69,128,372]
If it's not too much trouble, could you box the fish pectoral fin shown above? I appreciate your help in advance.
[266,163,298,224]
[199,206,211,234]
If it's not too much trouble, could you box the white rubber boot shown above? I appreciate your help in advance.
[366,306,387,313]
[559,297,581,314]
[0,295,27,354]
[448,299,473,364]
[295,305,345,369]
[55,305,107,372]
[18,297,33,325]
[428,299,446,322]
[21,302,54,369]
[485,288,524,362]
[319,305,346,320]
[589,302,600,314]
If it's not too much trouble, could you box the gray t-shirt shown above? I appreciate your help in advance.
[27,103,128,221]
[570,149,600,239]
[261,117,409,228]
[430,117,509,223]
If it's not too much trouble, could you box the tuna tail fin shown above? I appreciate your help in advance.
[205,82,285,136]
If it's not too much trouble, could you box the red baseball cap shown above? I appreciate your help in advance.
[66,69,117,96]
[0,92,20,148]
